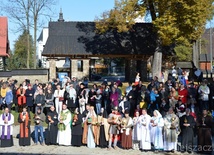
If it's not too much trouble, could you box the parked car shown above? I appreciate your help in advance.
[91,74,102,81]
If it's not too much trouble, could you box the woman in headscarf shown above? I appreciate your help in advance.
[120,109,133,150]
[97,108,109,148]
[86,106,97,148]
[150,110,164,152]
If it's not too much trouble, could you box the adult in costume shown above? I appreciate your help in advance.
[180,108,195,153]
[163,107,180,152]
[0,107,14,147]
[132,110,141,150]
[139,108,151,151]
[18,107,31,146]
[57,103,72,146]
[45,106,58,145]
[82,104,90,145]
[16,84,26,112]
[107,106,121,150]
[149,110,164,152]
[71,108,83,147]
[86,106,97,148]
[120,109,133,149]
[97,108,110,148]
[197,109,212,154]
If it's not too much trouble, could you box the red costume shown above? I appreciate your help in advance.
[16,88,26,106]
[178,88,188,104]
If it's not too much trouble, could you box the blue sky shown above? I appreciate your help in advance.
[7,0,115,50]
[5,0,213,50]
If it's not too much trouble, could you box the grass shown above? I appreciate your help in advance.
[0,106,47,127]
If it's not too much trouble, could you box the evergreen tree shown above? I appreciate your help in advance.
[6,30,33,70]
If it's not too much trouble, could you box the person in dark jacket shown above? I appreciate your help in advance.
[71,108,83,147]
[127,86,137,117]
[25,84,34,113]
[34,89,45,113]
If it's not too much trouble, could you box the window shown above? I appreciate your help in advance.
[77,60,83,72]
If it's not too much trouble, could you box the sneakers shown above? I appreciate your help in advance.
[41,143,45,146]
[33,143,38,146]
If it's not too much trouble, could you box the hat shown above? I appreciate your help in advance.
[28,84,31,87]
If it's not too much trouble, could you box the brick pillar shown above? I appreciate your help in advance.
[49,59,56,79]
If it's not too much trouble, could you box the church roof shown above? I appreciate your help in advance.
[42,21,159,57]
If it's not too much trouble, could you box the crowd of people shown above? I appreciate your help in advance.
[0,69,213,154]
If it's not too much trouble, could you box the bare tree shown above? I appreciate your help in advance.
[31,0,57,69]
[2,0,57,69]
[2,0,32,68]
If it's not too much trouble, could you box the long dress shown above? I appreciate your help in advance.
[45,111,58,145]
[0,113,14,147]
[139,114,151,150]
[121,117,133,149]
[132,116,142,150]
[197,114,212,154]
[163,113,180,151]
[18,112,31,146]
[150,115,164,150]
[87,115,97,148]
[57,109,71,146]
[97,114,109,148]
[71,114,83,146]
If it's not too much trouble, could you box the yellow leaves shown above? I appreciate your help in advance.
[96,0,214,47]
[95,0,146,33]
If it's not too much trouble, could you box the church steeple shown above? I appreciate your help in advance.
[58,8,64,22]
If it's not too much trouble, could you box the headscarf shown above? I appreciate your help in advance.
[154,110,162,118]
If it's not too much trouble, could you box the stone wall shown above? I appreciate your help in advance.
[0,69,49,84]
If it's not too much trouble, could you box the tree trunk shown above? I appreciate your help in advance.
[152,38,163,81]
[152,51,162,80]
[26,0,30,69]
[27,25,30,68]
[33,19,37,69]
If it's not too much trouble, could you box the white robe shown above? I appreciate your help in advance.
[139,114,151,150]
[54,89,65,114]
[149,116,164,150]
[57,109,71,146]
[132,116,142,141]
[0,113,14,136]
[163,114,179,151]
